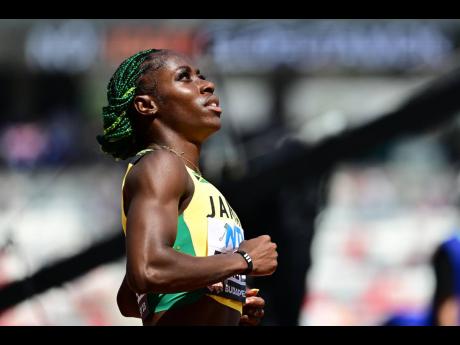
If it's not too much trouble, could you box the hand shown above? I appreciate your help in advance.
[238,235,278,276]
[239,288,265,326]
[206,282,224,293]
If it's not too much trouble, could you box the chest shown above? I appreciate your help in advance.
[182,179,244,256]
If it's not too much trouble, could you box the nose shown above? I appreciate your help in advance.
[200,79,215,94]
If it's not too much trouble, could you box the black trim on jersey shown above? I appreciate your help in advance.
[129,149,156,165]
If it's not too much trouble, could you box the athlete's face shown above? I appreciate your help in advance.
[148,53,222,142]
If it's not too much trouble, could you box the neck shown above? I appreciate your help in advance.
[146,132,201,172]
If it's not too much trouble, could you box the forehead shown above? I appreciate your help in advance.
[160,53,199,72]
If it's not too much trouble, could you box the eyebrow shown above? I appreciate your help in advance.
[177,65,202,75]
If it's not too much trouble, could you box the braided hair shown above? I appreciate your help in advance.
[97,48,170,160]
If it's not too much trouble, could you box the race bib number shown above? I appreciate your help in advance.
[206,218,246,302]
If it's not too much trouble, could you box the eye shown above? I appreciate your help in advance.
[177,71,191,81]
[198,74,207,80]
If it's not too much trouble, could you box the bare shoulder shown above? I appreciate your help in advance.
[125,150,190,200]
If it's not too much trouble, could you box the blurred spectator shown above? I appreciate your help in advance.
[41,109,79,164]
[384,233,460,326]
[0,122,48,169]
[0,109,80,169]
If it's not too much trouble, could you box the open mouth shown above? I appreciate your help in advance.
[205,102,222,113]
[204,97,222,114]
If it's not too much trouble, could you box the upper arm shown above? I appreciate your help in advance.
[123,151,190,291]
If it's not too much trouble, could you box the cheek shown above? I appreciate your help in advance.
[165,90,200,113]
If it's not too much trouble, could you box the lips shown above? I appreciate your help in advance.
[204,95,222,114]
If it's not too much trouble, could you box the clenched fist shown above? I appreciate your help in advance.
[238,235,278,276]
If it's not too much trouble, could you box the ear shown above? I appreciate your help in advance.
[133,94,158,116]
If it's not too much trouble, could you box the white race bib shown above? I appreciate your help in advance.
[206,217,246,301]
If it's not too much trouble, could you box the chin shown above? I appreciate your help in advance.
[207,122,222,135]
[212,118,222,130]
[205,115,222,130]
[198,120,221,142]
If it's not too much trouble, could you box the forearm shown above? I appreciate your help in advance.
[117,275,141,318]
[127,249,247,294]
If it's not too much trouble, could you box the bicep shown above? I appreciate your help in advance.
[125,191,179,268]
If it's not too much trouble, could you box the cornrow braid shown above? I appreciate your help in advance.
[96,48,169,160]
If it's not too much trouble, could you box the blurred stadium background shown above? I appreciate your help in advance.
[1,19,460,325]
